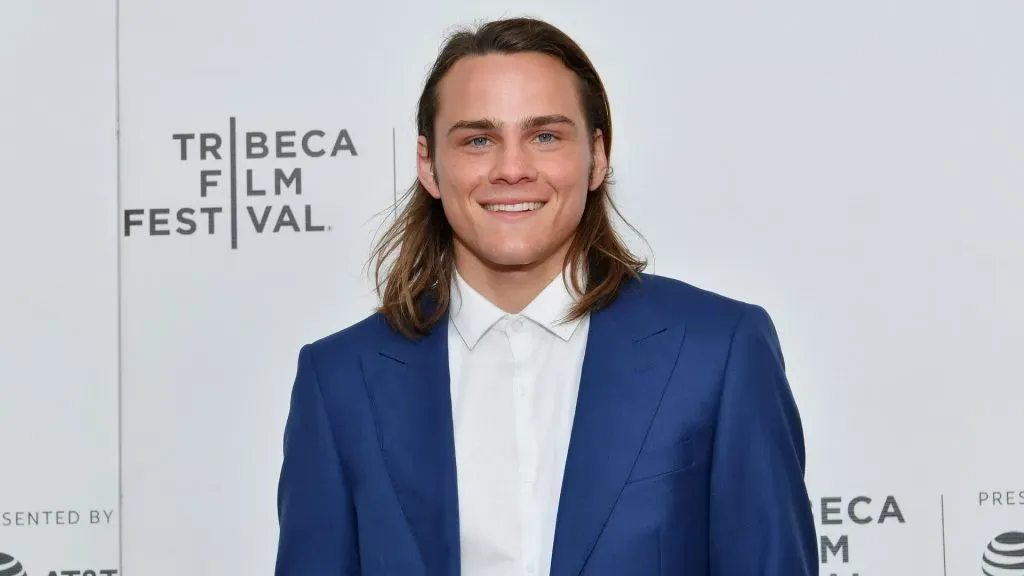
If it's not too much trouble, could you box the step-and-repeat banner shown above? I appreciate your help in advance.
[0,2,120,575]
[4,1,1023,574]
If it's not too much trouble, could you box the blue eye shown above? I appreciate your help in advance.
[469,136,490,148]
[536,132,556,144]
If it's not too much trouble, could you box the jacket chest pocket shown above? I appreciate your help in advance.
[625,425,712,484]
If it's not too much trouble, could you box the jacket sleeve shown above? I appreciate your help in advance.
[275,344,360,575]
[709,304,818,575]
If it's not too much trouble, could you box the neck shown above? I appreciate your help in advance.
[453,245,570,314]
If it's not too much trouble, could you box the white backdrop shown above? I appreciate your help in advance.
[4,0,1024,574]
[0,2,120,575]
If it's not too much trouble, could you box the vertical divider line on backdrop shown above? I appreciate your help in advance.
[114,0,125,572]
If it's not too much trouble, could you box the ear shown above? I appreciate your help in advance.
[588,129,608,191]
[417,135,441,199]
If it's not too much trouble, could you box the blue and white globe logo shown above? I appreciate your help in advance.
[0,552,27,576]
[983,531,1024,576]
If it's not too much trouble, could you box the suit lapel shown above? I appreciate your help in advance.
[363,310,460,576]
[550,277,687,576]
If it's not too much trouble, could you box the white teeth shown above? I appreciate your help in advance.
[483,202,545,212]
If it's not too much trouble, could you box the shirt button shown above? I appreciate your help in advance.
[511,318,525,331]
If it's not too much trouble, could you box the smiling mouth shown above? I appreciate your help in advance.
[481,201,546,213]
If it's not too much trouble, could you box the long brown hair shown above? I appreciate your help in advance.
[371,17,647,340]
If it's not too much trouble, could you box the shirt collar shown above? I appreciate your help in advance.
[449,269,585,350]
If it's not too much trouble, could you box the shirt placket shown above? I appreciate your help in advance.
[506,317,539,576]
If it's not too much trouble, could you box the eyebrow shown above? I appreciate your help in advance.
[446,114,576,136]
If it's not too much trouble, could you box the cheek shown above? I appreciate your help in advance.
[439,171,487,217]
[443,156,488,189]
[542,159,590,211]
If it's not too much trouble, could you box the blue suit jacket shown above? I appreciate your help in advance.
[276,273,818,575]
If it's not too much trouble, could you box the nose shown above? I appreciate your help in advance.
[488,140,537,185]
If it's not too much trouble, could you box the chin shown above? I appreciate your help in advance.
[481,246,546,269]
[484,254,538,268]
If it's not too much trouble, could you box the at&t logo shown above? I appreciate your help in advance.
[0,552,27,576]
[983,531,1024,576]
[0,551,117,576]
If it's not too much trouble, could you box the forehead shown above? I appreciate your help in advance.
[435,52,583,124]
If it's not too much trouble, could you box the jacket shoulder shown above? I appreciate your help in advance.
[303,310,393,362]
[633,272,769,335]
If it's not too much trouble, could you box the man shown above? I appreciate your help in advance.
[276,16,817,576]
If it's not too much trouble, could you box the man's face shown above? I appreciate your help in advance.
[418,52,607,275]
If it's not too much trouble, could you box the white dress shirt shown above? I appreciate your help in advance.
[448,270,590,576]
